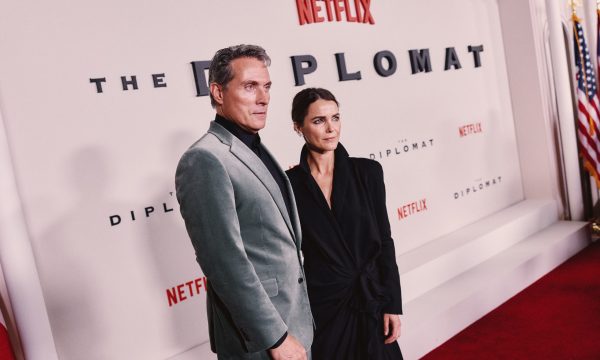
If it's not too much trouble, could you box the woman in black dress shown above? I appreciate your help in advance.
[286,88,403,360]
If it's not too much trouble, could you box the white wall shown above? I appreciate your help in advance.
[0,0,577,358]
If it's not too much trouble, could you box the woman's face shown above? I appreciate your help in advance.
[296,99,341,153]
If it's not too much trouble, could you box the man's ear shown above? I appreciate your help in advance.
[210,83,224,106]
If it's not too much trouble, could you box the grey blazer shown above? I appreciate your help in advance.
[175,121,313,359]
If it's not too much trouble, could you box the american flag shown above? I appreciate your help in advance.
[573,16,600,186]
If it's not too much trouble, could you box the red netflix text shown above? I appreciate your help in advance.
[397,199,428,220]
[296,0,374,25]
[166,277,208,307]
[459,122,482,137]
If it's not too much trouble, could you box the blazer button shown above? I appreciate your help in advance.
[298,277,304,284]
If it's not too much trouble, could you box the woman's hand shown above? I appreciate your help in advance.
[383,313,401,344]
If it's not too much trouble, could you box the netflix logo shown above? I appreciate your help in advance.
[296,0,374,25]
[166,276,208,307]
[397,198,428,220]
[459,122,483,137]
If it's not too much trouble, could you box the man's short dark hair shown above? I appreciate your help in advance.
[208,44,271,107]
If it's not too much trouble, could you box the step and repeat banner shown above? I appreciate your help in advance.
[0,0,523,359]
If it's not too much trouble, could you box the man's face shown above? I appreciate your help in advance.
[213,57,272,134]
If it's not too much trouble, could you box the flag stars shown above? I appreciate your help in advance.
[574,20,600,100]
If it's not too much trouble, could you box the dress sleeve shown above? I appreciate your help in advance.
[369,161,403,314]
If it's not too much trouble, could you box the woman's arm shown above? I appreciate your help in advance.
[369,161,403,314]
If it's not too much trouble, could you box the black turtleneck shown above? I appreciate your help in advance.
[214,115,292,224]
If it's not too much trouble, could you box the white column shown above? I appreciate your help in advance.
[545,0,585,220]
[0,111,58,359]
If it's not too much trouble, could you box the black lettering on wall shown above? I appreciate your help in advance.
[335,53,361,81]
[373,50,397,77]
[409,49,432,74]
[291,55,318,86]
[121,76,139,90]
[468,45,484,68]
[152,73,167,88]
[191,61,211,97]
[90,78,107,93]
[444,47,462,70]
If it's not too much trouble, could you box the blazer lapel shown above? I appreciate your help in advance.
[261,145,301,245]
[298,145,350,253]
[331,146,351,218]
[209,122,297,243]
[286,177,303,248]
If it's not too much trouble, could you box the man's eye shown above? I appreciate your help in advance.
[244,84,255,90]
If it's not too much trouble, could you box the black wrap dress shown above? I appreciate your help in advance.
[286,144,403,360]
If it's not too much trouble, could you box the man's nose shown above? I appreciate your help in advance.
[256,87,269,105]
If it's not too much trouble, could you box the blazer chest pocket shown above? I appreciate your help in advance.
[261,278,278,297]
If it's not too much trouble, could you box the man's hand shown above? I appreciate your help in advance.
[383,313,401,344]
[269,334,307,360]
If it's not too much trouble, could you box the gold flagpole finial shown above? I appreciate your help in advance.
[570,0,581,18]
[569,0,582,8]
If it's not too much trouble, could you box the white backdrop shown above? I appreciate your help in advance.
[0,0,523,359]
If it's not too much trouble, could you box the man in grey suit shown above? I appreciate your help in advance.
[175,45,313,359]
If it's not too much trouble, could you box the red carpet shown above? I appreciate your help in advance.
[422,241,600,360]
[0,323,14,360]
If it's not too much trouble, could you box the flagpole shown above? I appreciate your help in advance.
[569,0,600,219]
[572,11,597,139]
[594,0,600,202]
